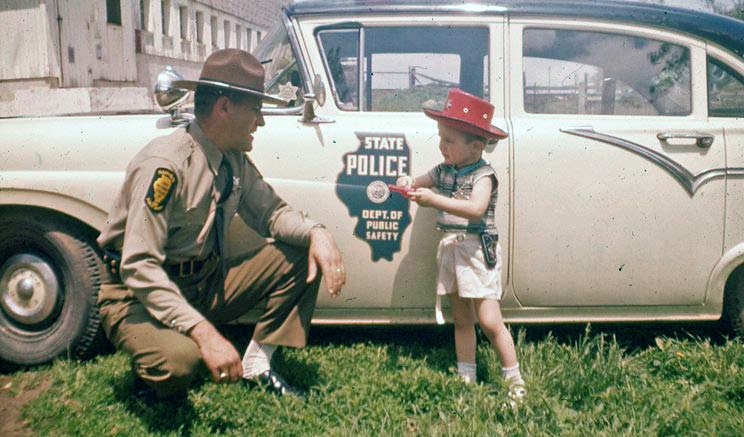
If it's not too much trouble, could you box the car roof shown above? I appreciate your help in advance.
[286,0,744,58]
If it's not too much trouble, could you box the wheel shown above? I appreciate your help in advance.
[724,268,744,336]
[0,213,103,365]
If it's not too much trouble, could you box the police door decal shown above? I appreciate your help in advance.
[336,132,412,261]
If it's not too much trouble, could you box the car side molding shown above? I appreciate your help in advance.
[561,127,744,196]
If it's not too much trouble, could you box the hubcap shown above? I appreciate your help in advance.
[0,254,61,326]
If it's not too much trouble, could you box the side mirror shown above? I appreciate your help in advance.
[154,66,192,126]
[313,73,326,107]
[301,74,334,124]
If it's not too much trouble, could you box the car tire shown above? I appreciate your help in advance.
[0,213,104,365]
[724,268,744,336]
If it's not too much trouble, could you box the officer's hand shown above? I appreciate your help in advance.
[307,226,345,296]
[189,321,242,383]
[409,188,436,207]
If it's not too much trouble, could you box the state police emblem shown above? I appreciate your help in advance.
[336,132,412,261]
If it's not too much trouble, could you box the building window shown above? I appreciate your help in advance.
[161,0,171,35]
[224,20,231,47]
[246,28,253,51]
[139,0,150,30]
[211,16,218,47]
[179,6,188,40]
[257,31,262,42]
[106,0,122,25]
[196,11,204,43]
[235,24,242,49]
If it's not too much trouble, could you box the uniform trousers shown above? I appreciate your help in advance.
[97,242,320,398]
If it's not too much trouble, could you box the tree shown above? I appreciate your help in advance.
[704,0,744,19]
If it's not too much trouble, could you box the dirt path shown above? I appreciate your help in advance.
[0,375,49,437]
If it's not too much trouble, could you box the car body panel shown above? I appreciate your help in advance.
[507,19,725,307]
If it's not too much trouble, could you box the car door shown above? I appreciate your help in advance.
[248,15,509,320]
[706,51,744,258]
[507,20,725,308]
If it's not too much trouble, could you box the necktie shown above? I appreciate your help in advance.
[214,158,233,274]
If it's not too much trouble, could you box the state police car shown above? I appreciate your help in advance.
[1,0,743,365]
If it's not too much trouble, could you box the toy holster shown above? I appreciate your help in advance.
[480,232,498,269]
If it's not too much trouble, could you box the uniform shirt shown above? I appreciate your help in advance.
[97,121,319,333]
[426,159,498,235]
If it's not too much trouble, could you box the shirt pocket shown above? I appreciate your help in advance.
[169,195,211,237]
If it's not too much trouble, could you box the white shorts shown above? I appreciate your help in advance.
[435,233,502,323]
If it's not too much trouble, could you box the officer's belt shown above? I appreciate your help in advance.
[164,253,217,278]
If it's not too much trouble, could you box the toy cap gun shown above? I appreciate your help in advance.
[387,184,413,198]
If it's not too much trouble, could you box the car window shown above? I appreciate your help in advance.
[522,28,691,116]
[707,57,744,118]
[319,26,489,112]
[254,23,304,108]
[318,28,361,111]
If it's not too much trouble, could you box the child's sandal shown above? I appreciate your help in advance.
[507,382,527,408]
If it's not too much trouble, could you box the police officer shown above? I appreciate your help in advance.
[97,49,346,399]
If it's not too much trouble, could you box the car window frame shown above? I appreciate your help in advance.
[300,15,506,116]
[315,23,363,112]
[256,14,308,116]
[507,18,708,120]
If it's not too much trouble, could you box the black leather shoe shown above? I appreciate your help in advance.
[245,369,306,399]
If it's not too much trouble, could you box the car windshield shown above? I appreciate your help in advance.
[254,22,304,107]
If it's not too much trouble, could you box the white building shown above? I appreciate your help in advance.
[0,0,287,117]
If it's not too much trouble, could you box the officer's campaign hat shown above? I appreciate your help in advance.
[173,49,287,105]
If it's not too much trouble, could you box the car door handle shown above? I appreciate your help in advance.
[656,131,714,148]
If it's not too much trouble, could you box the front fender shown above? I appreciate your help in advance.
[0,188,109,232]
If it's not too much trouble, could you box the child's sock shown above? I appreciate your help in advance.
[501,363,524,386]
[242,340,276,378]
[457,362,477,384]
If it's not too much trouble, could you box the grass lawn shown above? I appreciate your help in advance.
[4,324,744,436]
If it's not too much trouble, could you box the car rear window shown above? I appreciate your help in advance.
[522,28,691,116]
[318,26,489,112]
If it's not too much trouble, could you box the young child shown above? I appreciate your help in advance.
[397,88,525,401]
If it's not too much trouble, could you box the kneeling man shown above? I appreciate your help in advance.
[97,49,345,399]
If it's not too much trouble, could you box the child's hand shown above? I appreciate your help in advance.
[409,188,436,206]
[396,175,413,187]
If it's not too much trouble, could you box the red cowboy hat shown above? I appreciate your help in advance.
[423,88,508,142]
[173,49,287,105]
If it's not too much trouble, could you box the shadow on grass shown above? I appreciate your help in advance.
[0,321,732,377]
[272,348,321,390]
[312,324,456,374]
[216,321,737,377]
[111,371,204,436]
[519,320,733,353]
[297,320,733,361]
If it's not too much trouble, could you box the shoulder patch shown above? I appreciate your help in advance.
[145,168,177,213]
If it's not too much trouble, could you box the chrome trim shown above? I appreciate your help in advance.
[263,105,304,116]
[282,11,312,91]
[561,128,744,196]
[656,131,715,148]
[0,254,61,326]
[359,27,365,112]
